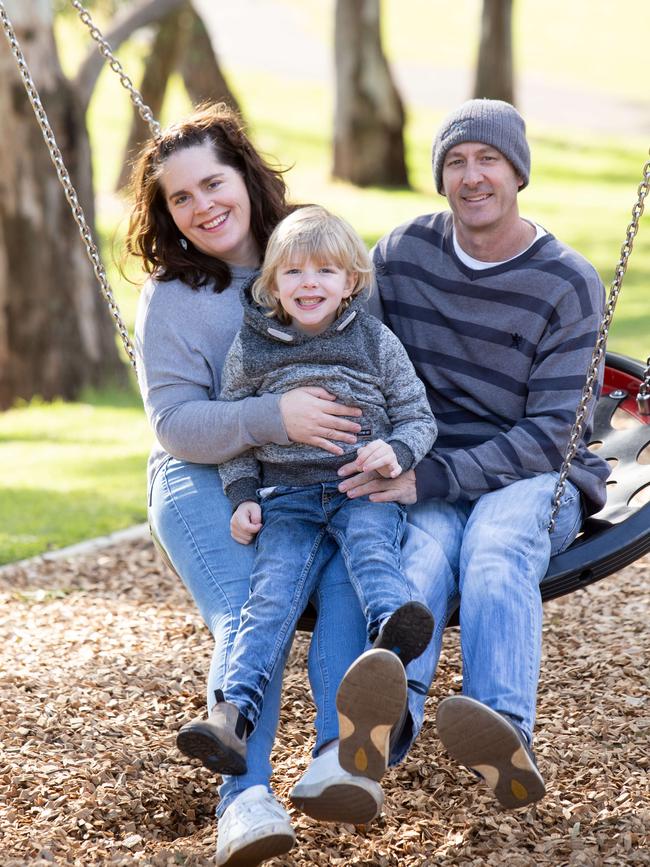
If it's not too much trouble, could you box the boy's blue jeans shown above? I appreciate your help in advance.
[222,481,414,728]
[391,471,583,760]
[149,460,366,817]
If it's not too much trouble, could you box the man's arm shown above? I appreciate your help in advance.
[413,306,605,503]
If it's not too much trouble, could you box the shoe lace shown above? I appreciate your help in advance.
[235,791,285,824]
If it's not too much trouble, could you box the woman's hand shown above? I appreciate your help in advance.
[337,464,417,504]
[280,387,362,456]
[354,439,401,479]
[230,501,263,544]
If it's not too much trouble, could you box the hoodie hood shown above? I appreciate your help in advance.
[239,276,366,345]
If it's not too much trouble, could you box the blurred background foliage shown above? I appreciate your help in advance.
[1,0,648,562]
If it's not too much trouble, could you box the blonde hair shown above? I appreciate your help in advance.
[251,205,373,323]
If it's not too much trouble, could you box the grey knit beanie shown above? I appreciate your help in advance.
[432,99,530,194]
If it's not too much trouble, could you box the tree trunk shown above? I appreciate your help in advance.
[178,5,241,112]
[332,0,408,188]
[75,0,186,113]
[473,0,515,104]
[0,1,126,410]
[115,2,242,190]
[115,6,185,190]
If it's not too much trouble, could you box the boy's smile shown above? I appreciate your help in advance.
[273,257,355,335]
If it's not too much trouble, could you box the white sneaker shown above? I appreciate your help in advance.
[216,785,295,867]
[290,745,384,825]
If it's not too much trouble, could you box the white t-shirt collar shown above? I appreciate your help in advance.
[452,221,547,270]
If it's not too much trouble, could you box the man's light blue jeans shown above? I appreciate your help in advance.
[223,482,413,729]
[392,471,583,760]
[149,460,366,817]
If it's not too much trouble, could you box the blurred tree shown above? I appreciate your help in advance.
[0,0,241,408]
[75,0,186,112]
[0,0,125,410]
[115,1,241,189]
[473,0,515,104]
[332,0,408,188]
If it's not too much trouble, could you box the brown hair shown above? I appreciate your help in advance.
[252,205,374,324]
[125,102,291,291]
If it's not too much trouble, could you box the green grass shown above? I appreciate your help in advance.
[2,1,649,564]
[0,387,152,564]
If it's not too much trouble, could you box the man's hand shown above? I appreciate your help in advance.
[230,500,262,544]
[280,387,362,456]
[354,439,401,479]
[337,464,417,504]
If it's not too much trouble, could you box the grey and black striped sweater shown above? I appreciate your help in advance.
[371,211,610,515]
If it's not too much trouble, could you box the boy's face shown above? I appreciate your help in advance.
[272,257,355,335]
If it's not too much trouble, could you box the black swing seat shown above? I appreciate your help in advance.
[150,352,650,632]
[539,351,650,603]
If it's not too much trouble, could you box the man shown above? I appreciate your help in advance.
[334,99,610,809]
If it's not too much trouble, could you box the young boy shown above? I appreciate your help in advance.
[176,206,437,786]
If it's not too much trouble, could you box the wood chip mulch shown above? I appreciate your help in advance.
[1,539,648,866]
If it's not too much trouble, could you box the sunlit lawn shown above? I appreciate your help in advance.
[1,0,648,563]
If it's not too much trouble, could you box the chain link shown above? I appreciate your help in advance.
[548,152,650,531]
[70,0,162,141]
[0,3,137,370]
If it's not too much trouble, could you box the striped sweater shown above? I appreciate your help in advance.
[371,211,610,514]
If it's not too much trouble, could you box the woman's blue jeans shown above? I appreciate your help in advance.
[149,459,366,817]
[392,471,583,760]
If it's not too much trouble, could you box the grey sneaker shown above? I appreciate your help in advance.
[436,695,546,809]
[336,648,407,782]
[176,690,249,776]
[290,744,384,824]
[373,601,434,667]
[216,785,295,866]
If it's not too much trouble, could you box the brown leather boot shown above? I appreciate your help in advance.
[176,690,249,775]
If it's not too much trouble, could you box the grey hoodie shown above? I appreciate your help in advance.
[218,284,437,509]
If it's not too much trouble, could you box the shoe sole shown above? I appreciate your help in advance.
[176,722,247,776]
[374,601,434,667]
[436,695,546,809]
[218,829,295,867]
[336,649,407,782]
[290,780,382,825]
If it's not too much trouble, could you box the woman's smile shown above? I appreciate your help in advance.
[161,142,259,267]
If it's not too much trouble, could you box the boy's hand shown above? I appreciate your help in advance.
[354,439,401,479]
[231,501,262,544]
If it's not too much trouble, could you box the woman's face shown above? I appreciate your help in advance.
[159,142,259,268]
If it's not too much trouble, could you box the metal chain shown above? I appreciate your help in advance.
[549,150,650,531]
[0,3,137,370]
[70,0,162,141]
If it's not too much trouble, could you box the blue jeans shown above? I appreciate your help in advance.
[390,472,583,760]
[149,460,366,816]
[223,482,412,728]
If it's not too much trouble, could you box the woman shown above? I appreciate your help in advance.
[126,103,380,867]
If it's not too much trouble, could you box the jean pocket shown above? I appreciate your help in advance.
[148,455,171,508]
[551,481,583,555]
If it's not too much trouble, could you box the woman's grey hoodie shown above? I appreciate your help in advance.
[218,284,437,509]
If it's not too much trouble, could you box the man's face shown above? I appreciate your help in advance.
[441,141,523,236]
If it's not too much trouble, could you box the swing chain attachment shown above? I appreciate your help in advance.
[70,0,162,142]
[0,3,137,371]
[549,150,650,532]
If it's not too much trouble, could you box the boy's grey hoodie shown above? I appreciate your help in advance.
[218,283,437,509]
